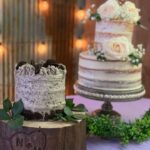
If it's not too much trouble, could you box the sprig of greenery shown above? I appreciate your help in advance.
[128,53,142,66]
[0,98,24,129]
[90,13,101,21]
[86,112,150,145]
[137,20,148,30]
[54,99,87,122]
[95,51,106,61]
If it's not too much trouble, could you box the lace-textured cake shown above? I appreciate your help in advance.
[74,0,145,101]
[15,60,66,115]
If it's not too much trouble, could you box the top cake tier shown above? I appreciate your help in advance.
[96,0,140,23]
[92,0,141,46]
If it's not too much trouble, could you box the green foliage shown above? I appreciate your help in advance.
[128,53,142,66]
[0,99,24,129]
[54,99,87,122]
[0,109,11,120]
[12,100,24,116]
[95,51,106,61]
[86,113,150,145]
[3,98,12,112]
[91,13,101,21]
[8,115,24,129]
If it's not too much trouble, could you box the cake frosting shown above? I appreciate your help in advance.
[97,0,140,23]
[74,0,145,101]
[15,60,66,115]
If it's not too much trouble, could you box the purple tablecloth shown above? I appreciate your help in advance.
[67,95,150,150]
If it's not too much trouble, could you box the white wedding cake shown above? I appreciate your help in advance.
[74,0,145,101]
[15,60,66,116]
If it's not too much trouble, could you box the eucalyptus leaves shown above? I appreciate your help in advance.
[0,99,24,129]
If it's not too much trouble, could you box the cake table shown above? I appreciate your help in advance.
[68,95,150,150]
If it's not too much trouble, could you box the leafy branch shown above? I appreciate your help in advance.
[54,99,88,122]
[86,112,150,145]
[0,99,24,129]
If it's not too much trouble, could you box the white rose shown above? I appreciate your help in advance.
[122,1,141,22]
[97,0,121,20]
[103,37,132,60]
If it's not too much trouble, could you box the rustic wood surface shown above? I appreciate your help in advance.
[0,120,86,150]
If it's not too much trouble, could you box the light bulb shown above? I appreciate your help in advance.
[0,43,5,57]
[76,10,85,21]
[39,0,49,13]
[37,42,48,56]
[75,39,87,50]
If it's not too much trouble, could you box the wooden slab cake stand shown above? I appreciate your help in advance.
[0,120,86,150]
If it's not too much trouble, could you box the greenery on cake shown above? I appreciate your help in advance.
[85,4,101,22]
[95,51,106,61]
[128,45,145,66]
[94,43,145,66]
[0,99,24,129]
[86,113,150,144]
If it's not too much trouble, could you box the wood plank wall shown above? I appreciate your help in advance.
[0,0,76,102]
[45,0,76,95]
[85,0,150,98]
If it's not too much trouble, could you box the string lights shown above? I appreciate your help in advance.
[75,38,87,50]
[39,0,49,13]
[0,43,5,58]
[75,9,86,21]
[37,41,48,57]
[75,0,86,51]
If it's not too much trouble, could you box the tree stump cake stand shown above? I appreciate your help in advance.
[0,120,86,150]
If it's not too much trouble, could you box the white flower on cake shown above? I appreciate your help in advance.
[97,0,121,20]
[121,1,141,22]
[103,37,132,60]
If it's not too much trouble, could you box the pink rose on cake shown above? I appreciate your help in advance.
[103,37,133,61]
[97,0,121,20]
[121,1,140,23]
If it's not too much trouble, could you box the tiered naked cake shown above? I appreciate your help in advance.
[74,0,145,101]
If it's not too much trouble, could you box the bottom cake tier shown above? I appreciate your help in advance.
[74,83,145,101]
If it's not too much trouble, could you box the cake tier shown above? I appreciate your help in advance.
[15,63,66,115]
[74,84,145,101]
[75,52,145,101]
[94,20,134,50]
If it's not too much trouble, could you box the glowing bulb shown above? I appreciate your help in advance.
[75,39,87,50]
[37,42,48,56]
[0,43,5,57]
[76,10,86,21]
[39,0,49,13]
